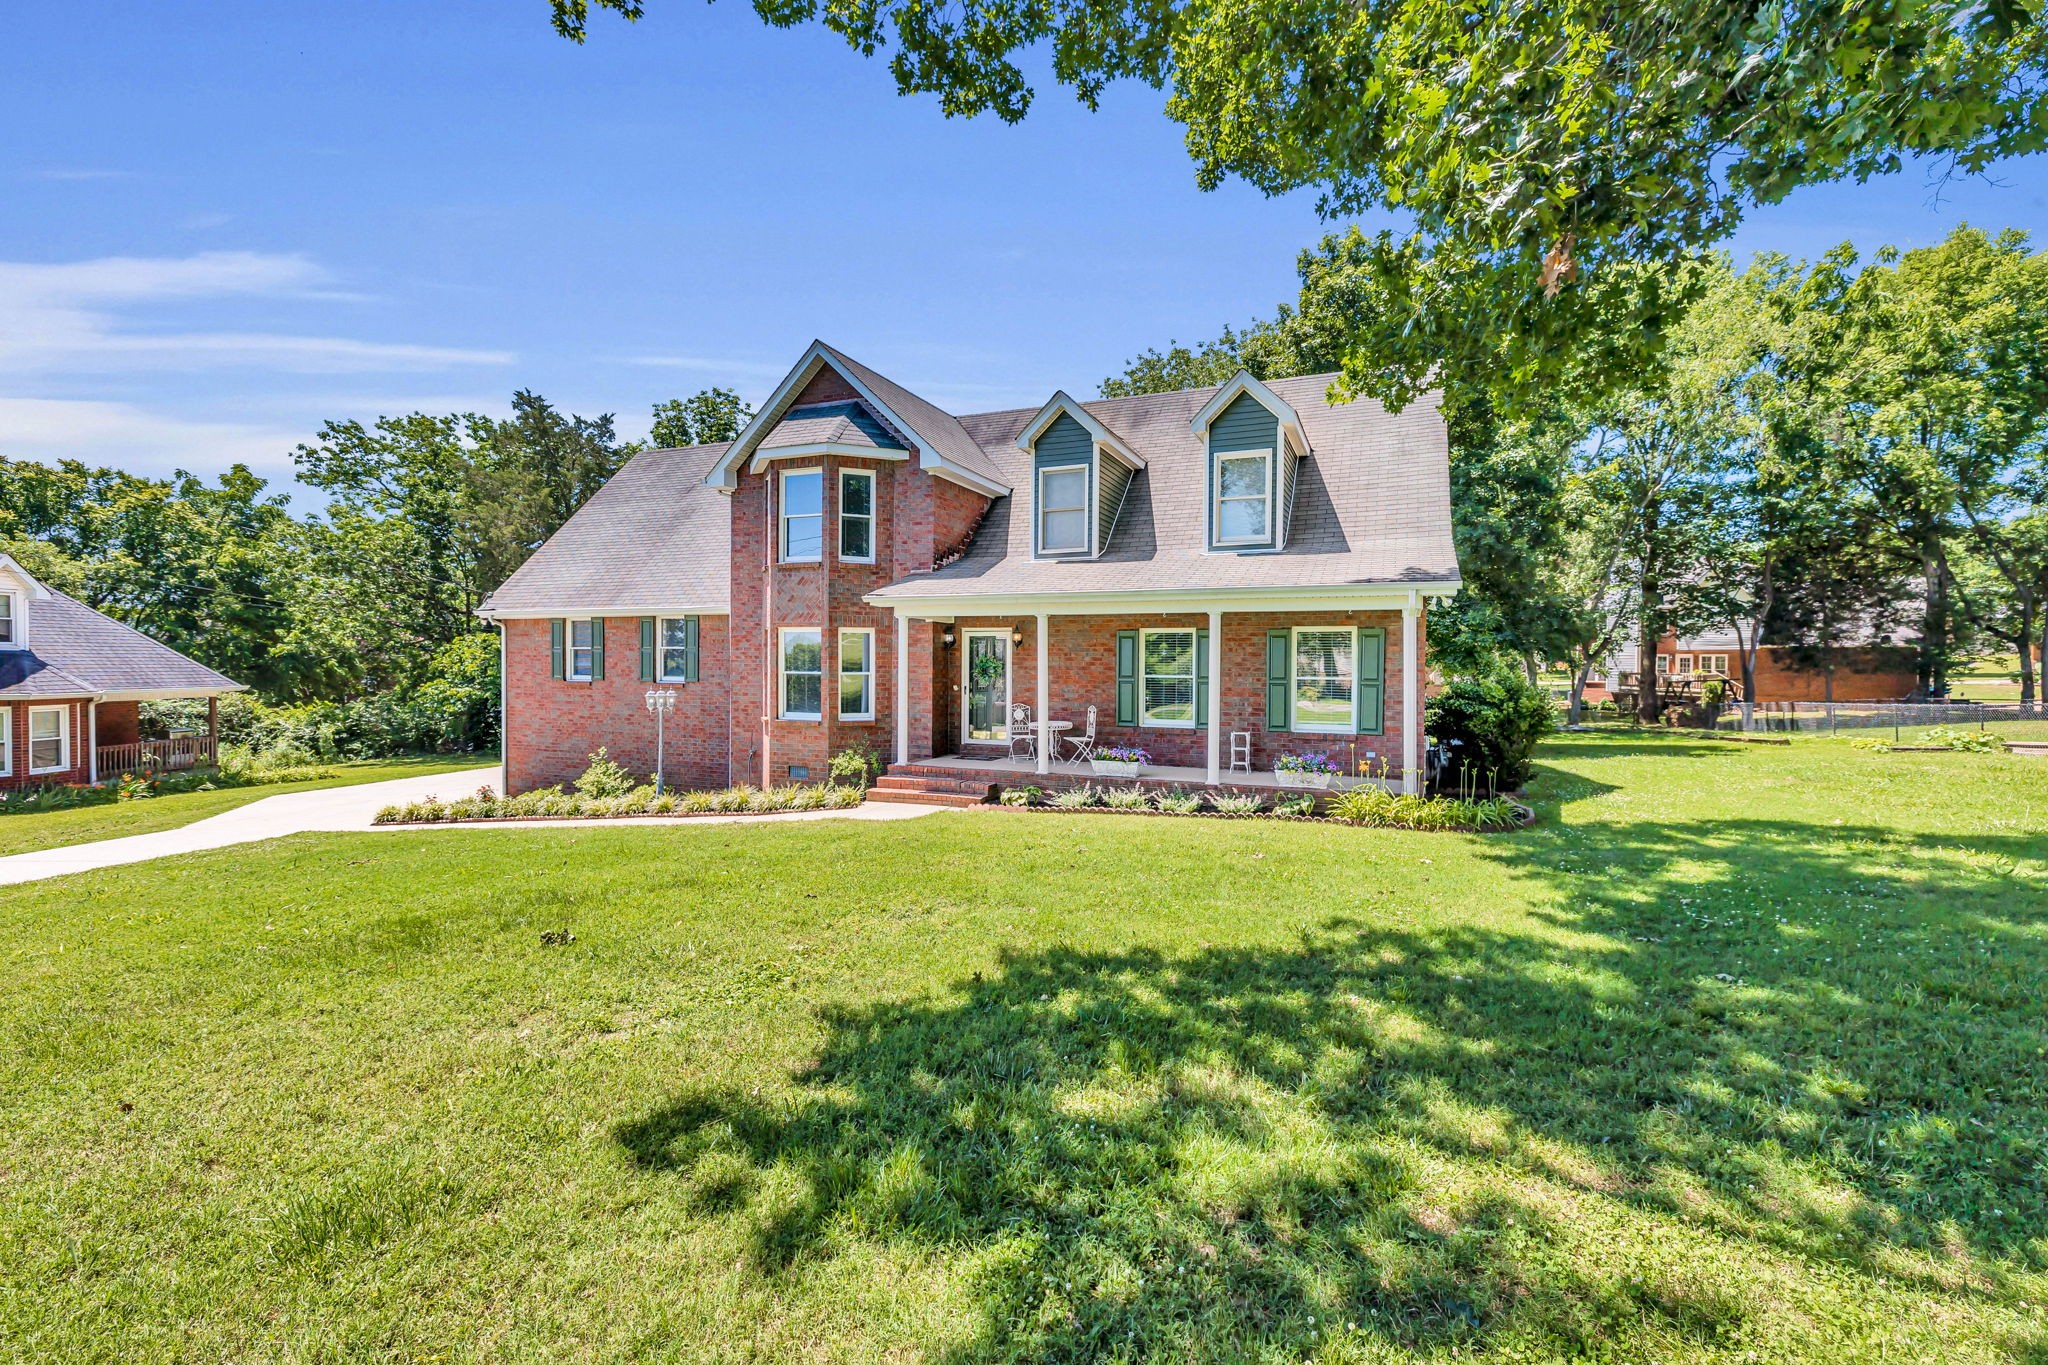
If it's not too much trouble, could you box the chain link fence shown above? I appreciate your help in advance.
[1554,694,2048,741]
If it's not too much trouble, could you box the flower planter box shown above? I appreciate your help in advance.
[1089,759,1143,778]
[1273,769,1334,790]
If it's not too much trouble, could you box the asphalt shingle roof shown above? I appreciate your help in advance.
[759,401,906,453]
[0,590,242,700]
[481,366,1458,616]
[481,441,733,614]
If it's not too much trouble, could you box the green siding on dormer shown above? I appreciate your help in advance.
[1207,393,1281,551]
[1032,413,1097,557]
[1097,456,1132,551]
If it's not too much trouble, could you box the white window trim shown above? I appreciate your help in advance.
[0,591,18,650]
[838,469,876,564]
[1675,654,1695,675]
[1138,627,1199,730]
[1212,447,1275,548]
[780,467,824,564]
[1701,653,1729,675]
[1654,654,1671,675]
[838,627,875,721]
[1291,625,1357,735]
[657,617,692,683]
[28,704,70,776]
[779,626,823,721]
[1036,462,1091,556]
[0,704,11,776]
[566,618,595,682]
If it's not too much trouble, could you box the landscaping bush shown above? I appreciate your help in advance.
[999,786,1043,807]
[1153,787,1203,814]
[1326,786,1524,831]
[828,740,883,789]
[572,749,637,799]
[375,782,864,824]
[1206,791,1266,815]
[1426,672,1557,793]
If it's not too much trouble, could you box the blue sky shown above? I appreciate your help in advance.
[6,1,2045,497]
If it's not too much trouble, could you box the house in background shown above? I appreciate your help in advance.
[0,553,244,790]
[1591,630,1920,705]
[481,342,1460,799]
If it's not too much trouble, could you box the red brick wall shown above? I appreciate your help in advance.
[792,368,860,408]
[97,700,140,747]
[947,608,1418,779]
[503,615,733,794]
[0,697,94,791]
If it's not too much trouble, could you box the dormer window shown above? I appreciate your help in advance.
[1214,449,1273,545]
[1037,464,1090,555]
[0,591,14,646]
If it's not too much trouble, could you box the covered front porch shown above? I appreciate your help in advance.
[876,587,1436,794]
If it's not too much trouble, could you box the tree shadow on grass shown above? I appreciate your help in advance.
[613,812,2048,1360]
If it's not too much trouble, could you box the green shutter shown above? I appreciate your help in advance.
[683,616,700,682]
[1356,626,1385,735]
[590,618,606,681]
[1115,630,1139,726]
[549,619,565,680]
[638,617,656,682]
[1265,629,1290,731]
[1194,629,1210,726]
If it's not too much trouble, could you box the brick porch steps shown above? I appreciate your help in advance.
[865,766,1001,808]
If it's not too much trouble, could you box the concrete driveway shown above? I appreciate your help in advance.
[0,767,937,887]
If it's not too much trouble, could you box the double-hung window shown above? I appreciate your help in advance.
[28,705,68,774]
[1038,464,1089,555]
[0,705,10,776]
[0,593,14,646]
[780,469,823,562]
[1292,628,1356,733]
[780,628,823,720]
[1140,629,1197,728]
[567,619,595,681]
[838,628,874,720]
[839,470,875,563]
[1675,654,1695,676]
[658,617,693,682]
[1213,449,1272,545]
[1700,653,1728,675]
[1654,654,1671,675]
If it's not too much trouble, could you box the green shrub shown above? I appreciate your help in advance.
[999,786,1043,807]
[828,740,883,789]
[1918,725,2004,753]
[1325,786,1523,831]
[1102,785,1152,809]
[1153,787,1203,814]
[1426,673,1557,793]
[1274,793,1316,818]
[1207,791,1266,815]
[1048,785,1101,809]
[572,748,637,799]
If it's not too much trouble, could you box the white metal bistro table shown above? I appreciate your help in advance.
[1030,719,1074,764]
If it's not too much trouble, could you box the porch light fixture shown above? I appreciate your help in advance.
[1010,624,1026,648]
[941,626,956,648]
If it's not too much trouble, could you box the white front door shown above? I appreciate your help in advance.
[962,631,1010,743]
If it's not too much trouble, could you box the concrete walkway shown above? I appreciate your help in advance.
[0,768,937,888]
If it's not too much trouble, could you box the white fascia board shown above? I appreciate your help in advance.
[0,554,53,600]
[95,686,247,702]
[747,443,910,473]
[864,579,1463,617]
[478,605,730,621]
[1190,370,1310,457]
[1014,391,1147,469]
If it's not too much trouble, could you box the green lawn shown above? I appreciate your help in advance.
[0,755,497,857]
[2,734,2044,1362]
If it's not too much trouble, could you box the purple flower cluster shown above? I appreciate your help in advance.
[1274,751,1341,775]
[1091,745,1152,764]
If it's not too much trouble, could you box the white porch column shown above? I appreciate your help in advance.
[1205,608,1223,785]
[894,613,910,767]
[1035,612,1051,775]
[1402,594,1421,794]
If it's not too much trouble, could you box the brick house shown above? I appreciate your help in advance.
[1592,630,1920,705]
[481,342,1460,799]
[0,553,244,791]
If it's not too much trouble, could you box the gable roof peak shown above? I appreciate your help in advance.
[1014,390,1146,468]
[1189,369,1310,455]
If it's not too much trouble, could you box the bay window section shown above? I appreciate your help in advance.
[1213,449,1272,546]
[1292,628,1356,732]
[1140,629,1197,728]
[838,628,874,720]
[780,628,823,720]
[1037,464,1089,555]
[780,468,823,562]
[839,470,875,563]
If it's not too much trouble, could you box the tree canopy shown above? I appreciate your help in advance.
[553,0,2047,407]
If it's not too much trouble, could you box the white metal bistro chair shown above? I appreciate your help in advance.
[1060,705,1098,766]
[1008,703,1036,762]
[1228,731,1253,775]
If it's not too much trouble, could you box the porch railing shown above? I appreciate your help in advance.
[97,734,219,776]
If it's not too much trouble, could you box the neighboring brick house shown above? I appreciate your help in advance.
[481,342,1461,797]
[1592,630,1921,704]
[0,553,244,791]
